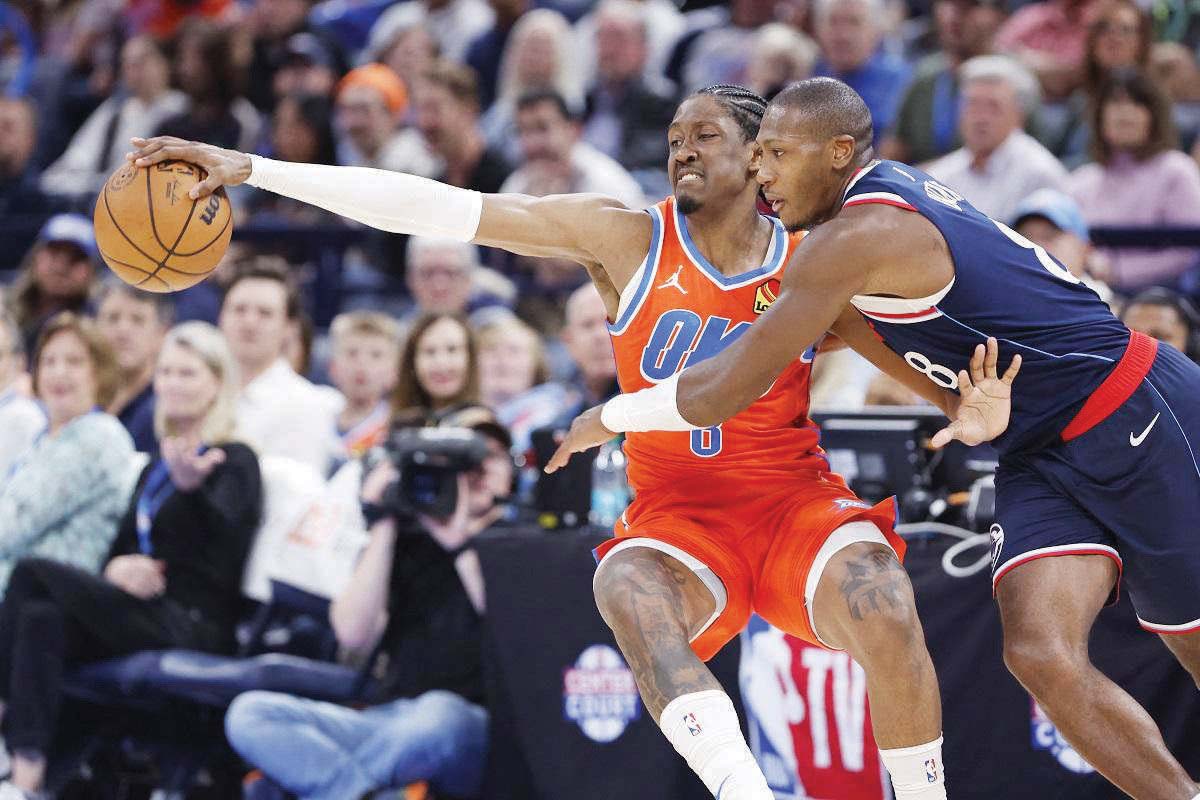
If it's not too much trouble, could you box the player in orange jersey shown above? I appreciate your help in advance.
[129,85,1015,799]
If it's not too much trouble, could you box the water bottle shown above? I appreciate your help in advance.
[590,437,630,528]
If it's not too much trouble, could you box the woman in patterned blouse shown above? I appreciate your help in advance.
[0,312,135,597]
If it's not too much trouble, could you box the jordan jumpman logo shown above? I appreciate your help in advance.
[658,264,688,294]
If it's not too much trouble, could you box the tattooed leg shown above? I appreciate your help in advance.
[594,547,774,799]
[811,541,942,749]
[592,547,720,718]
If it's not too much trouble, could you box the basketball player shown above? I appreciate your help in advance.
[551,78,1200,800]
[127,87,1006,799]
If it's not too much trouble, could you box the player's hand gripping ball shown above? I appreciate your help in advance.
[93,159,233,293]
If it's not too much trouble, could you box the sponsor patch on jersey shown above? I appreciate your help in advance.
[754,279,781,315]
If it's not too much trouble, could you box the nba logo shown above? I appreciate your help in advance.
[924,758,938,783]
[685,712,703,737]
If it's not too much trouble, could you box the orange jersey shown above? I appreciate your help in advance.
[609,197,825,493]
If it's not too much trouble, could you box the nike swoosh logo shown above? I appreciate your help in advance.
[1130,412,1161,447]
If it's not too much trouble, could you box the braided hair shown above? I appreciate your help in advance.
[693,84,769,142]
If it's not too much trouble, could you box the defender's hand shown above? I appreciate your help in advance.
[127,136,252,198]
[544,405,616,473]
[931,337,1022,448]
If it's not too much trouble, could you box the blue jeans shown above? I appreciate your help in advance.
[225,689,489,800]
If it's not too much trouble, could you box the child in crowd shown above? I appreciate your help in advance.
[328,311,404,462]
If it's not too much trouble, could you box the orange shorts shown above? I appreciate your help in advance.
[593,469,902,661]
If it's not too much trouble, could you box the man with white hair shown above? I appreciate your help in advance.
[405,236,480,317]
[813,0,912,140]
[925,54,1067,222]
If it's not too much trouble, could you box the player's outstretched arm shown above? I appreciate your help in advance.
[126,137,651,290]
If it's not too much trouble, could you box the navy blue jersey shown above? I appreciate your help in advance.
[843,159,1131,455]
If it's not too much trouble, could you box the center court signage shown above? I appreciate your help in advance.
[563,644,642,743]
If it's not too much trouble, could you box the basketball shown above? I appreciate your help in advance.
[93,160,233,293]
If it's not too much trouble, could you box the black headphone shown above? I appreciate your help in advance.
[1123,287,1200,361]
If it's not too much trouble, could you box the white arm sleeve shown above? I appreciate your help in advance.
[600,373,698,433]
[244,155,484,242]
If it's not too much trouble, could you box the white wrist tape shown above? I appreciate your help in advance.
[600,373,697,433]
[244,155,483,241]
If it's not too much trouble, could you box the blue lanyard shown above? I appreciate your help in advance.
[135,460,175,556]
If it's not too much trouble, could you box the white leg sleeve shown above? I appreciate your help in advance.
[879,736,948,799]
[658,690,773,799]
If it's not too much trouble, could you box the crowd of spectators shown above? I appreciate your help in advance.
[4,0,1200,796]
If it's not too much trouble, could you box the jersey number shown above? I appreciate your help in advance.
[993,220,1080,285]
[690,425,723,457]
[905,351,958,389]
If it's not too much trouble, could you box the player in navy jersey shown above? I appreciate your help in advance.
[552,77,1200,800]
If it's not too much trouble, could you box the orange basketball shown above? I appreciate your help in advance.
[93,160,233,293]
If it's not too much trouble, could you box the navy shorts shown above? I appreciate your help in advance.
[992,344,1200,634]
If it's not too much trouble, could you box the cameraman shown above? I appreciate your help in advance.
[224,420,515,800]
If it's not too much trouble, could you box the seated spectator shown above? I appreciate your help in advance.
[557,283,618,419]
[370,21,439,100]
[745,23,819,100]
[0,321,261,799]
[1011,188,1116,307]
[328,311,403,460]
[414,60,513,193]
[1039,0,1152,165]
[880,0,1006,165]
[1121,287,1199,360]
[367,0,494,65]
[665,0,775,94]
[1149,42,1200,156]
[500,89,645,209]
[405,236,480,318]
[155,19,262,153]
[224,418,512,800]
[1067,69,1200,291]
[573,0,684,92]
[813,0,913,140]
[0,314,133,597]
[391,312,480,424]
[246,0,345,113]
[481,9,585,164]
[220,259,342,473]
[40,36,187,199]
[251,93,341,225]
[0,312,45,478]
[0,97,50,218]
[95,283,172,455]
[5,214,99,356]
[333,63,438,178]
[926,55,1067,222]
[580,0,678,177]
[995,0,1098,101]
[270,34,340,104]
[476,312,569,451]
[465,0,530,110]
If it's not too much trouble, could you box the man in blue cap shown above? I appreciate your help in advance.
[1012,188,1115,308]
[6,213,99,355]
